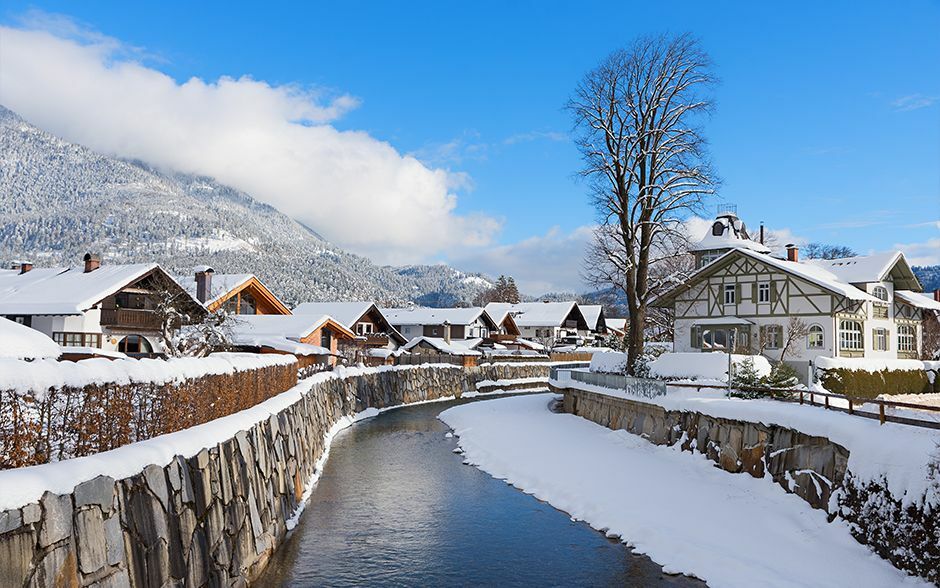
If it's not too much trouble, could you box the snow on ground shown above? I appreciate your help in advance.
[0,316,60,359]
[552,372,940,507]
[440,394,930,588]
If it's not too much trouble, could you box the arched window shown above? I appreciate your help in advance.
[839,320,863,351]
[711,221,725,236]
[872,286,889,301]
[118,334,153,355]
[898,325,916,352]
[808,324,824,349]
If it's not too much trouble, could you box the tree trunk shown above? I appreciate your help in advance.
[626,305,645,375]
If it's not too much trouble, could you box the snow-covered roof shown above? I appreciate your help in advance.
[484,302,584,328]
[654,247,880,306]
[293,301,374,328]
[804,251,918,288]
[0,317,61,359]
[605,318,627,332]
[690,213,771,254]
[381,306,489,327]
[895,290,940,312]
[176,273,253,307]
[512,337,545,351]
[0,264,161,315]
[692,317,754,326]
[579,305,604,330]
[230,314,334,340]
[402,336,482,356]
[234,335,330,356]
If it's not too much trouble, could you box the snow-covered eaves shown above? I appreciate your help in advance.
[579,305,604,330]
[381,306,492,329]
[805,251,921,290]
[234,335,330,356]
[293,301,407,345]
[690,232,771,254]
[0,317,60,359]
[230,314,355,341]
[402,336,482,356]
[0,264,161,315]
[895,290,940,312]
[691,317,754,326]
[484,301,585,328]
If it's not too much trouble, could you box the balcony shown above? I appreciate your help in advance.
[486,333,517,343]
[100,308,162,331]
[358,333,390,347]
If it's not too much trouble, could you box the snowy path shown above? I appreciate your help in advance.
[439,393,929,588]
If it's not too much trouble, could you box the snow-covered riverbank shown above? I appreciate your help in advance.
[439,393,929,588]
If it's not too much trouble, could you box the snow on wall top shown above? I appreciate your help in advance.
[484,301,580,328]
[690,213,771,254]
[0,264,159,315]
[0,317,61,359]
[381,306,486,327]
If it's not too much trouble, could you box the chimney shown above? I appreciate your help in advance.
[786,244,799,263]
[934,289,940,303]
[83,253,101,273]
[195,267,214,303]
[19,262,33,274]
[759,222,765,245]
[443,321,451,344]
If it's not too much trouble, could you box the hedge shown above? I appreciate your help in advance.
[817,367,932,398]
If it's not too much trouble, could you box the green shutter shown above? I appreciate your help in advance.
[691,326,699,349]
[751,284,757,303]
[769,281,777,303]
[736,284,742,304]
[872,329,876,350]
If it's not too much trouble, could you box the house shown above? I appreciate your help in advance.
[653,212,937,380]
[177,267,291,315]
[380,307,498,342]
[605,318,627,338]
[401,336,482,367]
[292,302,406,350]
[579,305,607,341]
[484,301,590,346]
[473,305,523,347]
[229,314,356,367]
[0,254,203,357]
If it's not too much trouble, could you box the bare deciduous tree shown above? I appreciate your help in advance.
[779,317,811,363]
[570,33,717,373]
[803,243,857,260]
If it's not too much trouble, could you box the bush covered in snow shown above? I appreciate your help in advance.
[815,357,933,397]
[589,351,629,374]
[647,352,771,382]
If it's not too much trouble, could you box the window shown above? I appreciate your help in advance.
[874,328,888,351]
[763,325,782,349]
[700,252,721,267]
[758,283,770,303]
[808,325,824,349]
[872,304,888,319]
[115,292,149,310]
[712,221,725,236]
[839,320,864,351]
[117,335,152,354]
[724,284,736,305]
[356,322,374,335]
[898,325,916,352]
[53,332,102,348]
[320,328,333,349]
[238,292,257,315]
[872,286,889,301]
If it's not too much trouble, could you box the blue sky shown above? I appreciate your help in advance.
[1,1,938,291]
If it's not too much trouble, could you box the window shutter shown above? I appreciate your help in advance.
[872,329,876,350]
[751,284,757,303]
[769,282,777,303]
[736,284,742,303]
[691,326,699,349]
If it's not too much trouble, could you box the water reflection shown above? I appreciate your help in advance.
[259,397,705,587]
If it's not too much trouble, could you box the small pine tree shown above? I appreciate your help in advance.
[764,363,800,390]
[732,357,763,388]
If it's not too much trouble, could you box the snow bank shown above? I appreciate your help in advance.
[0,352,296,397]
[589,351,629,374]
[0,317,60,360]
[441,395,927,588]
[554,373,940,507]
[648,352,771,381]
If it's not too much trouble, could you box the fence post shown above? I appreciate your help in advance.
[848,398,853,415]
[879,403,885,425]
[824,395,829,410]
[799,391,804,405]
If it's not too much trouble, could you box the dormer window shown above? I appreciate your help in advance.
[711,221,725,236]
[872,286,889,301]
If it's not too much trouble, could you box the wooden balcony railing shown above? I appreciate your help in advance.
[486,333,517,343]
[100,308,162,331]
[359,333,390,346]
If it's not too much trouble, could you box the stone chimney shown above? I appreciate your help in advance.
[443,321,451,344]
[195,267,214,303]
[19,262,33,274]
[934,289,940,303]
[83,253,101,273]
[786,244,799,263]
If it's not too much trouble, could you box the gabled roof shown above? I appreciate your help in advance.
[0,317,60,359]
[653,247,879,307]
[0,264,165,315]
[805,251,922,291]
[579,305,605,330]
[176,271,291,314]
[895,290,940,312]
[293,301,407,345]
[381,306,496,331]
[402,336,482,356]
[484,301,589,329]
[230,314,355,341]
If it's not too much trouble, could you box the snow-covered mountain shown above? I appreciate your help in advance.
[0,106,492,306]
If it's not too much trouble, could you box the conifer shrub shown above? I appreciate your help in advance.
[817,367,930,398]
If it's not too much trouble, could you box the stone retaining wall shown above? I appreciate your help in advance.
[557,384,939,584]
[0,363,549,587]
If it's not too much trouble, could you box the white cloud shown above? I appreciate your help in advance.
[891,93,939,112]
[452,226,595,294]
[894,238,940,266]
[0,20,501,264]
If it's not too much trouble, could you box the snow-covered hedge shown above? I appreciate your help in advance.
[813,357,935,397]
[647,352,772,382]
[0,353,297,468]
[589,351,629,374]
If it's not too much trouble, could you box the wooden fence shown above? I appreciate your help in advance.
[0,362,297,468]
[549,352,596,363]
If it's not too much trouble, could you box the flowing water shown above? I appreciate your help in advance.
[259,396,703,586]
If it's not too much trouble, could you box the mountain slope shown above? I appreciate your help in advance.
[0,106,491,305]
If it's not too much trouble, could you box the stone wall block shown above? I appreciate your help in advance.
[0,509,23,535]
[28,542,77,588]
[22,502,41,525]
[74,476,116,515]
[74,507,107,575]
[0,528,36,586]
[39,492,72,548]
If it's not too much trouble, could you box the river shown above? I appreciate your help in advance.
[258,395,703,586]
